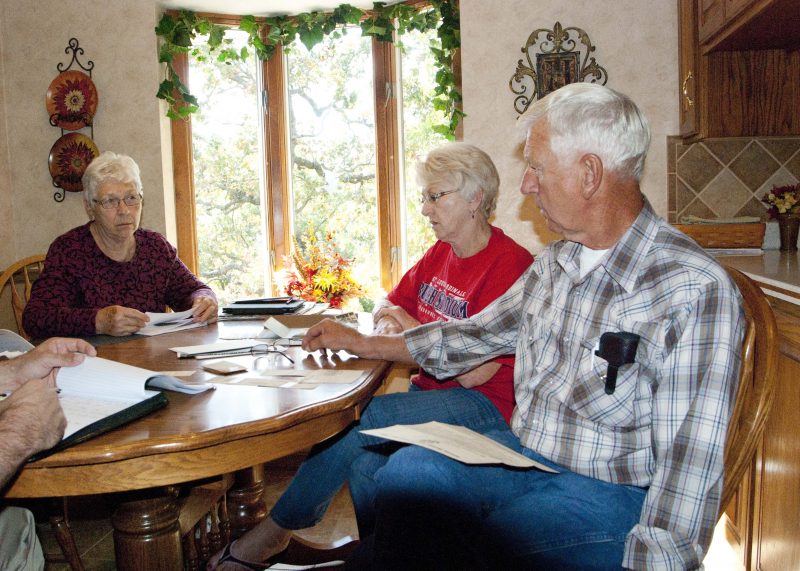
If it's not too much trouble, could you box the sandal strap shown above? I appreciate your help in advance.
[217,541,272,571]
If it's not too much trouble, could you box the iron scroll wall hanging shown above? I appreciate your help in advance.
[46,38,100,202]
[509,22,607,115]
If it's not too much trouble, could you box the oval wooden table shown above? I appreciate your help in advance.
[4,320,389,570]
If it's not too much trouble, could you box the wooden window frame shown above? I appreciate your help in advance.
[170,6,461,294]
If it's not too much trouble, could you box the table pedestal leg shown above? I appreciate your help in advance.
[111,487,183,571]
[227,465,268,538]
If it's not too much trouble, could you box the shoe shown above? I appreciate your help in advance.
[215,540,285,571]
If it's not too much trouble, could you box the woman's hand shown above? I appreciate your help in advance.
[191,296,218,324]
[95,306,149,336]
[453,362,502,389]
[373,302,420,334]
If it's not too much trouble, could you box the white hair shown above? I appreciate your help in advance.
[82,151,142,202]
[518,83,651,181]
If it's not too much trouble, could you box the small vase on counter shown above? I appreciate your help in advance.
[777,213,800,251]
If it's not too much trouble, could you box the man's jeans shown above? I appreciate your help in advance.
[270,385,507,535]
[356,427,647,570]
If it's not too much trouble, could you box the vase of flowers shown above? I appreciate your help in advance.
[762,183,800,251]
[282,230,365,308]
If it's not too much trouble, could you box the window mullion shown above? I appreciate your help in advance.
[372,36,403,292]
[262,39,291,293]
[170,51,200,275]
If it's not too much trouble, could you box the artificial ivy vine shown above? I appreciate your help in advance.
[155,1,463,138]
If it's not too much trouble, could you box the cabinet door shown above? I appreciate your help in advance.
[679,0,701,137]
[698,0,725,42]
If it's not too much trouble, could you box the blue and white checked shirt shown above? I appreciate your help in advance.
[404,200,744,570]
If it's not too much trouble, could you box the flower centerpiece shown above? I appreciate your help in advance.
[762,183,800,251]
[762,183,800,218]
[282,230,365,309]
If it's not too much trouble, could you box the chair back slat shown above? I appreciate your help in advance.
[0,255,46,341]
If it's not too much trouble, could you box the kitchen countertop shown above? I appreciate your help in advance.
[718,251,800,305]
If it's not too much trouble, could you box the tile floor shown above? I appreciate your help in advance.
[32,464,738,570]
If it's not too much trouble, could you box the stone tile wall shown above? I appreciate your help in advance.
[667,136,800,223]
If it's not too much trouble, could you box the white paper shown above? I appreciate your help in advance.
[211,368,361,389]
[138,309,206,336]
[361,421,557,471]
[56,356,213,397]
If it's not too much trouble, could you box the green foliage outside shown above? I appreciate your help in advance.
[155,1,463,138]
[188,26,447,307]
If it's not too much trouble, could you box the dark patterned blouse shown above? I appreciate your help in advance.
[23,223,216,338]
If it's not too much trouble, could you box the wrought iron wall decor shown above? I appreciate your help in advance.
[46,38,100,202]
[509,22,607,115]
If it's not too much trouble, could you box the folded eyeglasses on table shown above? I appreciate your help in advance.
[186,342,295,364]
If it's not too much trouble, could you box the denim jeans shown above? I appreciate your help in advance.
[353,427,647,571]
[269,385,507,533]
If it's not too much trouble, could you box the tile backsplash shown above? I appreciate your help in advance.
[667,136,800,224]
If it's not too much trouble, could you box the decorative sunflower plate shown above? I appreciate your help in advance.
[48,133,99,193]
[46,70,99,131]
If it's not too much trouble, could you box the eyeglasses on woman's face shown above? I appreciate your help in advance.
[93,194,143,210]
[418,188,462,205]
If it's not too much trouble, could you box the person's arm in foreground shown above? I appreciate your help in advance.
[0,379,66,487]
[624,281,744,570]
[303,319,415,364]
[0,337,96,391]
[0,337,94,486]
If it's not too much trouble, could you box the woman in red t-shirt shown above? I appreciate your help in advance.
[210,143,533,571]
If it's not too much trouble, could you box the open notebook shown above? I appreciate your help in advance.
[29,356,212,460]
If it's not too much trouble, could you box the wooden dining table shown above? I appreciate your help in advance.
[3,319,389,570]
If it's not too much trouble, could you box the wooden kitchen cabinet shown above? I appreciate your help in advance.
[747,300,800,571]
[679,0,703,137]
[679,0,800,139]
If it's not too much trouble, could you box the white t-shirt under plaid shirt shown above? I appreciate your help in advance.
[403,199,745,570]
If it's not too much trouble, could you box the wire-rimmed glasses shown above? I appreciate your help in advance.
[418,188,462,205]
[93,193,143,210]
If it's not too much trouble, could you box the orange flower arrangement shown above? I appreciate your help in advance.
[283,230,364,309]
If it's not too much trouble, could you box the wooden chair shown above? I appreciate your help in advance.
[0,254,45,341]
[719,266,779,512]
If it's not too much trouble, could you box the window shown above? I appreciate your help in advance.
[171,9,453,306]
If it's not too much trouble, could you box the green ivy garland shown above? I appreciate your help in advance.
[155,1,463,138]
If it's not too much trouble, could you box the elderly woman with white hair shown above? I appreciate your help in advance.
[23,151,217,338]
[208,142,533,571]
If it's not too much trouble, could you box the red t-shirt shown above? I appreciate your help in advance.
[387,226,533,422]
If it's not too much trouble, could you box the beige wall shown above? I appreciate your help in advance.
[460,0,678,252]
[0,0,679,331]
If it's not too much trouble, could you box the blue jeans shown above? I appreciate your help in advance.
[351,427,646,571]
[270,386,507,535]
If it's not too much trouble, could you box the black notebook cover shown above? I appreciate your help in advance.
[222,299,305,315]
[28,391,169,462]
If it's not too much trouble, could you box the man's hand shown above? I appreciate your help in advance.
[191,296,218,324]
[303,319,416,364]
[373,303,420,334]
[2,338,96,390]
[453,362,502,388]
[0,378,66,486]
[95,305,149,336]
[303,319,366,354]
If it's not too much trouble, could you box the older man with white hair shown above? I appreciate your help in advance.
[303,83,745,570]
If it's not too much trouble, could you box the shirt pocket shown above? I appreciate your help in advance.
[568,321,666,428]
